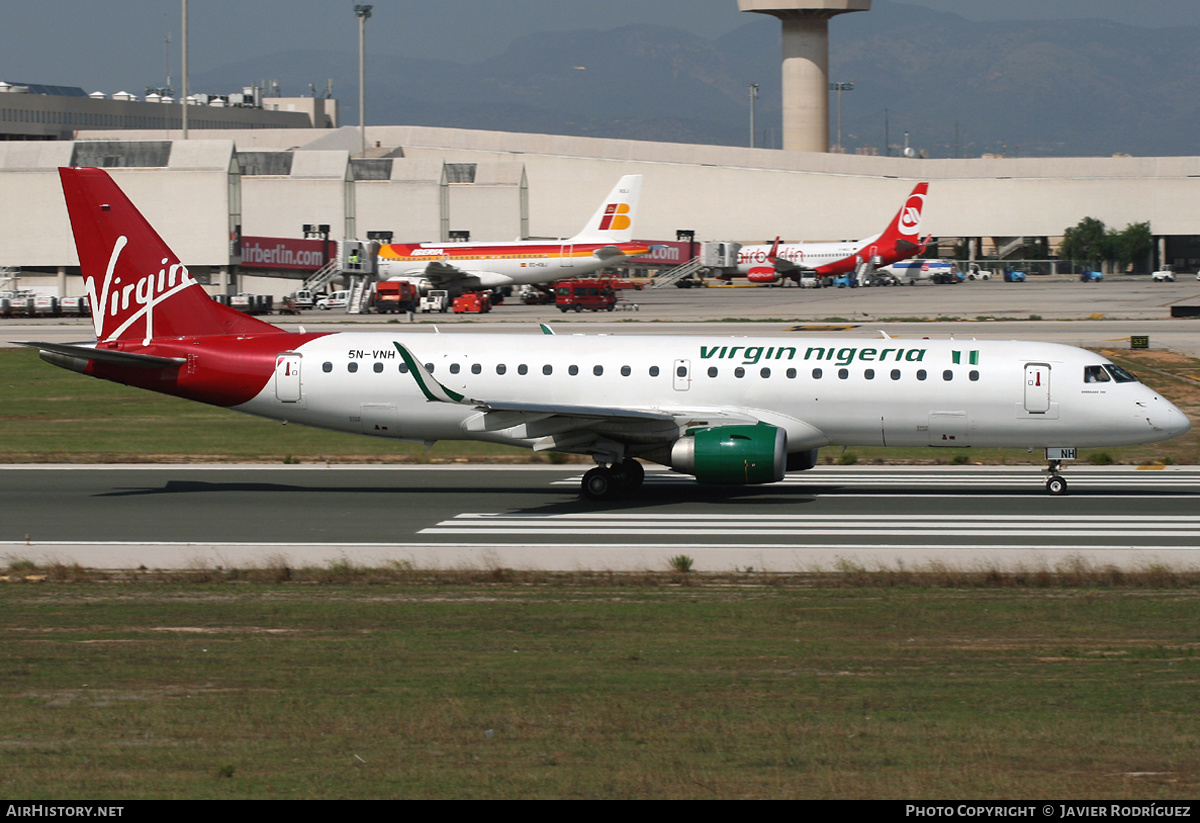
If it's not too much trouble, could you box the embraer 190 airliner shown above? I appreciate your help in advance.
[19,168,1191,500]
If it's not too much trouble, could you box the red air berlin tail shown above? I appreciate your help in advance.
[874,181,928,254]
[60,167,277,344]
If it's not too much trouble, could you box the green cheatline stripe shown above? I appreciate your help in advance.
[393,342,465,404]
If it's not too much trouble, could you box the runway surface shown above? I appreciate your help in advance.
[3,464,1198,572]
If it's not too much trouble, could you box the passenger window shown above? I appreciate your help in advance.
[471,364,481,375]
[969,370,979,381]
[760,368,771,378]
[864,369,875,380]
[449,363,461,374]
[348,362,358,373]
[734,367,745,378]
[708,367,718,378]
[943,370,953,381]
[569,365,579,376]
[917,369,927,381]
[496,364,507,375]
[787,368,797,379]
[518,364,528,375]
[594,365,603,376]
[322,362,332,373]
[890,369,901,380]
[399,363,409,374]
[425,363,434,373]
[373,362,383,373]
[676,365,687,378]
[650,366,660,377]
[543,365,553,375]
[838,368,849,380]
[621,366,631,377]
[812,368,822,379]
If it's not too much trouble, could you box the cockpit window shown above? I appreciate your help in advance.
[1084,365,1111,383]
[1104,364,1138,383]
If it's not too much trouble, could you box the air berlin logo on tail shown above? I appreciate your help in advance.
[598,202,632,232]
[85,235,197,344]
[898,194,925,234]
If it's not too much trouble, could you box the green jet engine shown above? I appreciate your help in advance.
[669,424,788,485]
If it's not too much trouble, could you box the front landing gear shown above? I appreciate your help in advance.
[1045,459,1068,496]
[581,460,645,501]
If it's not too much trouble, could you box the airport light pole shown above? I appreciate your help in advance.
[748,83,759,148]
[355,5,373,157]
[181,0,188,139]
[829,81,853,152]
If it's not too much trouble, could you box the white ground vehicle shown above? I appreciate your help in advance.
[1152,267,1176,282]
[316,290,350,310]
[419,289,449,313]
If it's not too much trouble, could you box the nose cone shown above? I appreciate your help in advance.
[1148,394,1192,440]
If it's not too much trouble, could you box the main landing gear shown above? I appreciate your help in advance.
[1045,459,1068,496]
[581,459,645,501]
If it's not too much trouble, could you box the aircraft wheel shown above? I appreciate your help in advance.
[1046,475,1068,496]
[582,467,617,501]
[613,459,645,491]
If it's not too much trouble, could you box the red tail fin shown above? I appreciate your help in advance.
[60,167,278,344]
[877,182,929,249]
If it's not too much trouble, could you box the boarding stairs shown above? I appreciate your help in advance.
[996,237,1028,260]
[853,257,874,286]
[651,257,706,288]
[302,259,341,293]
[346,276,373,314]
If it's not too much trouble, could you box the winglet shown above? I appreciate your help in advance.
[394,342,469,404]
[766,236,782,264]
[539,323,555,335]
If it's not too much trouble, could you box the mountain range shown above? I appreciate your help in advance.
[191,0,1200,158]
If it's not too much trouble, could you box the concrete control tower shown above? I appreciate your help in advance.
[739,0,871,153]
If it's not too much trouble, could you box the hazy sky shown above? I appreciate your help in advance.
[2,0,1194,95]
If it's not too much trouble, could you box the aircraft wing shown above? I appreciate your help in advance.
[764,238,814,275]
[414,260,471,288]
[394,342,761,451]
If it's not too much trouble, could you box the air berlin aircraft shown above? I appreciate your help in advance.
[729,182,931,285]
[18,169,1190,500]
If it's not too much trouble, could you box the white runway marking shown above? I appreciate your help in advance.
[421,513,1200,539]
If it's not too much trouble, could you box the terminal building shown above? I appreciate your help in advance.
[3,124,1199,302]
[2,0,1198,302]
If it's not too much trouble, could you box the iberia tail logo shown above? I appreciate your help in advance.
[598,202,632,232]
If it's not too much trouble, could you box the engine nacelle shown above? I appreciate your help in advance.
[747,267,779,284]
[669,424,787,485]
[787,448,819,472]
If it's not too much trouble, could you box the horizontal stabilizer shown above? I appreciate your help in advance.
[14,340,186,369]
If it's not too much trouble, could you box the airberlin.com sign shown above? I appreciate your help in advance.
[240,237,336,271]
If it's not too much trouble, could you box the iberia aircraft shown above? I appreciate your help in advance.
[20,169,1191,500]
[728,182,931,285]
[375,174,647,294]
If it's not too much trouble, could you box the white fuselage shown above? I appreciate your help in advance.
[735,240,869,275]
[240,332,1190,456]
